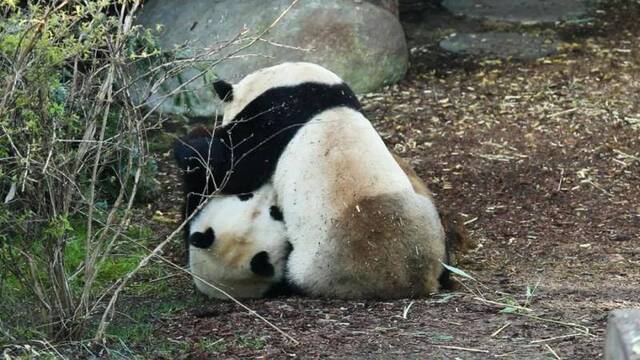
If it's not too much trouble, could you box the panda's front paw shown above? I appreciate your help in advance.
[190,228,215,248]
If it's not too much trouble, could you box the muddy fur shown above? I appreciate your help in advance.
[310,192,446,299]
[393,154,474,264]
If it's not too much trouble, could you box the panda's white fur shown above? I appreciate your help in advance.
[273,107,445,298]
[188,183,290,299]
[216,62,448,299]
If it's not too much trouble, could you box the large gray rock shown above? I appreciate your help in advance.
[606,309,640,360]
[442,0,592,25]
[134,0,408,116]
[365,0,399,17]
[440,32,559,60]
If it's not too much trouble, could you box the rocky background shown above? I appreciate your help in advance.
[134,0,599,117]
[134,0,408,115]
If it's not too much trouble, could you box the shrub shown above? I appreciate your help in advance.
[0,0,167,341]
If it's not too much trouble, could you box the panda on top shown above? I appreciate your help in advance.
[175,62,454,299]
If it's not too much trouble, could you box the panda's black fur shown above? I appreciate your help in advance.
[189,227,215,249]
[174,82,361,196]
[214,80,234,102]
[174,125,301,298]
[249,251,275,277]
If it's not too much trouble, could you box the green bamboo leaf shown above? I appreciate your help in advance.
[441,262,477,282]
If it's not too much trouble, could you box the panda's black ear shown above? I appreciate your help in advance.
[269,206,284,222]
[213,80,233,102]
[173,136,208,171]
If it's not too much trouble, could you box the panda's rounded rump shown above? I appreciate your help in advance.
[286,191,445,299]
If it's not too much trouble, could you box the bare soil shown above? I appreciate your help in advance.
[100,3,640,359]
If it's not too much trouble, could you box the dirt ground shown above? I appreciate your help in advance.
[93,2,639,359]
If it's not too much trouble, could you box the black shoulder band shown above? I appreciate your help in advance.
[213,82,362,194]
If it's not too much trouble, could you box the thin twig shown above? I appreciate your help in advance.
[519,313,592,336]
[434,345,489,353]
[402,301,415,319]
[531,333,581,344]
[32,339,66,360]
[545,344,561,359]
[491,322,511,337]
[557,168,564,191]
[548,108,578,118]
[473,297,533,313]
[148,273,181,283]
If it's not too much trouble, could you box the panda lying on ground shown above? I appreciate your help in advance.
[174,126,293,299]
[187,182,293,299]
[175,62,470,299]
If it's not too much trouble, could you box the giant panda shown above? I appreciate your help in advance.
[187,182,293,299]
[175,130,467,298]
[176,62,451,299]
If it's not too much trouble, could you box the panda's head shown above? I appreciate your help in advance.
[188,183,290,299]
[213,62,344,125]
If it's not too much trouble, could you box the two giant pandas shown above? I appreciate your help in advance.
[174,62,470,300]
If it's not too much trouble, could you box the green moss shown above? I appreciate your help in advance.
[235,334,267,350]
[147,131,177,153]
[109,322,154,344]
[97,255,144,284]
[195,338,227,353]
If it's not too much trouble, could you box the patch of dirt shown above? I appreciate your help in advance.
[117,2,640,359]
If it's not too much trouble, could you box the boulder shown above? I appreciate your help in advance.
[605,309,640,360]
[365,0,399,17]
[442,0,592,25]
[134,0,408,116]
[440,32,559,60]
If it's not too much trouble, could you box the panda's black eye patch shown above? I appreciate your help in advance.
[237,193,253,201]
[189,228,215,248]
[269,206,284,222]
[250,251,274,277]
